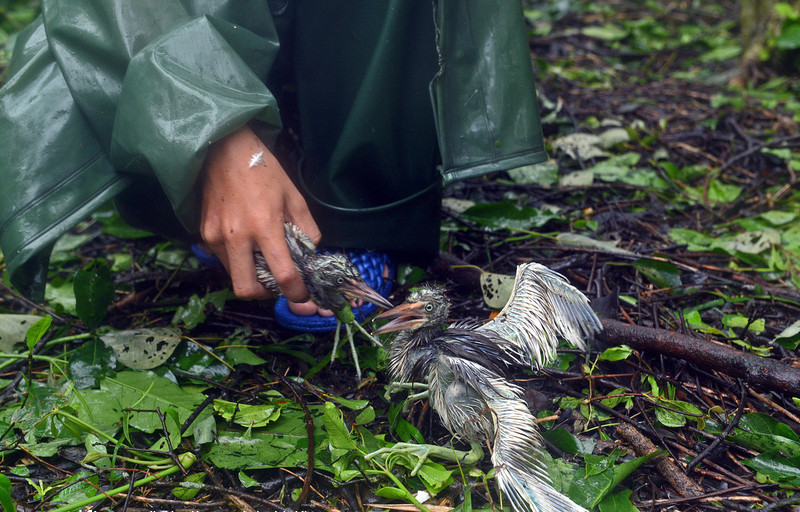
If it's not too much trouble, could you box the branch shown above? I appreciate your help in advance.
[599,318,800,395]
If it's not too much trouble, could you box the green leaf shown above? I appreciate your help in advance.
[598,489,639,512]
[588,153,669,189]
[582,24,629,41]
[721,413,800,457]
[97,211,154,239]
[542,428,596,455]
[25,315,51,352]
[632,258,682,290]
[329,396,369,410]
[172,294,207,330]
[74,259,115,331]
[68,339,117,389]
[375,487,408,499]
[0,473,14,512]
[11,381,69,433]
[50,471,99,505]
[0,314,44,352]
[238,471,261,488]
[100,327,182,370]
[101,371,211,434]
[569,451,660,509]
[706,179,742,203]
[556,233,633,255]
[225,346,268,366]
[461,202,560,231]
[355,406,376,425]
[743,452,800,485]
[322,402,358,451]
[598,345,633,362]
[214,399,282,428]
[388,402,425,444]
[168,339,230,381]
[507,161,559,186]
[721,313,765,335]
[173,472,205,500]
[774,320,800,350]
[69,389,122,437]
[761,210,797,226]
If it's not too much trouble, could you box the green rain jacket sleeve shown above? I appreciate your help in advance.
[0,0,282,300]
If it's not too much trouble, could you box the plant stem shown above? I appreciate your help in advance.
[48,452,196,512]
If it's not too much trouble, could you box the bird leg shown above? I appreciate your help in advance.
[330,305,385,381]
[365,441,484,477]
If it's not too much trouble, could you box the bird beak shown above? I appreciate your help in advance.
[340,279,394,310]
[372,302,427,334]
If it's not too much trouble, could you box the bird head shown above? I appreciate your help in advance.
[307,253,393,312]
[373,285,449,334]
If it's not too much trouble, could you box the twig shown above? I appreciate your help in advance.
[276,374,315,507]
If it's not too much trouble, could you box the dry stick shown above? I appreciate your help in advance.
[599,318,800,396]
[615,422,704,498]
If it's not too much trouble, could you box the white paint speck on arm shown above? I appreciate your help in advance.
[249,151,266,168]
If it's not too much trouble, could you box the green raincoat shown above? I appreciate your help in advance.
[0,0,546,301]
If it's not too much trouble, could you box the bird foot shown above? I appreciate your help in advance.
[365,441,484,476]
[383,381,429,403]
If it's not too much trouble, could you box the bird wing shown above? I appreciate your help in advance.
[476,262,602,368]
[284,222,317,261]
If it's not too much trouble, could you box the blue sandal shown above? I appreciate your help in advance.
[274,250,395,332]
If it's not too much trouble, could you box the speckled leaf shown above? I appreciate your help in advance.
[100,328,181,370]
[0,314,43,352]
[480,271,515,309]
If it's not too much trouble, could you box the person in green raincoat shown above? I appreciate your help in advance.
[0,1,547,310]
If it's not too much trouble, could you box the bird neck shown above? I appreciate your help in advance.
[387,325,442,381]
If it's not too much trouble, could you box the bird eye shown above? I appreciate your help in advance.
[337,277,345,284]
[424,303,434,312]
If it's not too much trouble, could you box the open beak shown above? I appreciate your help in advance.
[372,302,427,334]
[340,279,394,310]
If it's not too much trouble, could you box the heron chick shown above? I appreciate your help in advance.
[372,262,601,512]
[254,223,393,379]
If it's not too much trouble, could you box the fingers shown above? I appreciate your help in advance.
[256,232,309,303]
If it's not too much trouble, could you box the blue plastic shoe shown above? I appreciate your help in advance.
[274,250,395,333]
[191,243,223,267]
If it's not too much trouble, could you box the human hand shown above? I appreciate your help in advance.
[200,125,320,301]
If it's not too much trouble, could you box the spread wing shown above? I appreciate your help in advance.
[477,262,602,368]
